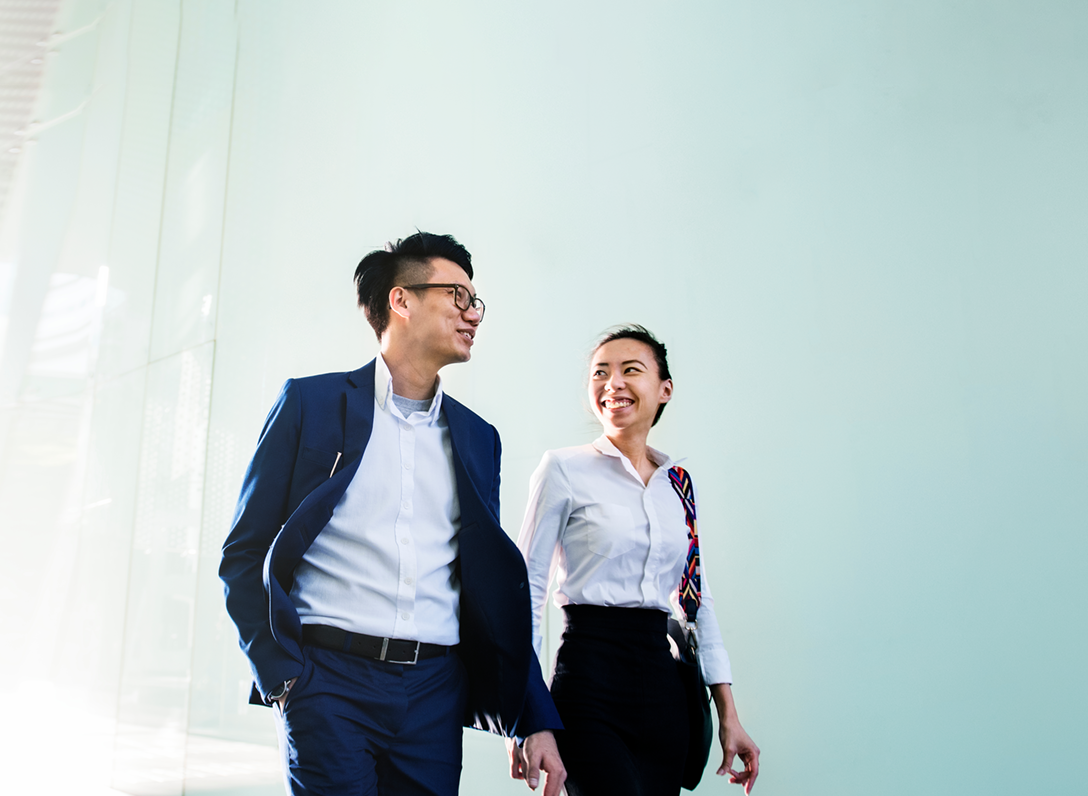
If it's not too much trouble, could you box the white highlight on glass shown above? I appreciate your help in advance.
[95,265,109,308]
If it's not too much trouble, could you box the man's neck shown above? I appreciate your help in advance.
[380,341,440,400]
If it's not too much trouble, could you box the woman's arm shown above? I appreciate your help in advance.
[678,480,759,790]
[710,683,761,794]
[515,451,572,655]
[508,451,573,788]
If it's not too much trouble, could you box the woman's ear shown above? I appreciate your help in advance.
[659,378,674,404]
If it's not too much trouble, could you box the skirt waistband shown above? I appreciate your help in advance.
[562,604,669,635]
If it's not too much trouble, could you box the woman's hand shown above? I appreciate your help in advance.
[711,683,761,793]
[506,736,528,780]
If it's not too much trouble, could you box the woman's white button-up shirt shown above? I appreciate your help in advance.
[517,435,733,685]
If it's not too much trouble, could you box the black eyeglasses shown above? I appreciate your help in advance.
[399,283,485,322]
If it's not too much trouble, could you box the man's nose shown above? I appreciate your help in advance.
[463,305,481,324]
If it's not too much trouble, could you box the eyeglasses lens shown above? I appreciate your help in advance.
[454,287,484,321]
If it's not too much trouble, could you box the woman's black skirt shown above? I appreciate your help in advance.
[550,604,689,796]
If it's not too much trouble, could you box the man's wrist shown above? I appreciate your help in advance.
[267,680,291,702]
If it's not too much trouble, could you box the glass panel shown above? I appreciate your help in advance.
[97,0,182,379]
[113,341,213,796]
[147,0,237,363]
[55,367,147,705]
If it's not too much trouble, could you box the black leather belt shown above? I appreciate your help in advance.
[302,624,453,665]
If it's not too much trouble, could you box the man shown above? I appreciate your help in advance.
[220,232,565,796]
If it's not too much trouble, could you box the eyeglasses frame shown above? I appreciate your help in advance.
[398,283,485,321]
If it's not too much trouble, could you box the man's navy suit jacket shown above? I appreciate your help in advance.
[219,359,561,738]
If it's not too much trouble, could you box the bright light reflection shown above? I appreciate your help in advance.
[2,681,126,795]
[95,265,109,308]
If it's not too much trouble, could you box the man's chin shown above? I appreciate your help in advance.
[440,349,472,367]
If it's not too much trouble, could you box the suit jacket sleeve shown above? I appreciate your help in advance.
[488,430,563,738]
[488,425,502,521]
[219,379,306,702]
[516,652,563,739]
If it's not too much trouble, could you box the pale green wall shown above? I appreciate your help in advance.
[0,1,1085,794]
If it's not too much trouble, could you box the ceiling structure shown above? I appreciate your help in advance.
[0,0,61,225]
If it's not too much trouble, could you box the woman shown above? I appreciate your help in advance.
[509,326,760,796]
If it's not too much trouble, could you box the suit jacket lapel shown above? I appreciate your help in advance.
[444,399,492,530]
[268,360,376,587]
[342,360,376,476]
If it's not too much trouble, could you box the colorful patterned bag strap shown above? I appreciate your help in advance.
[668,465,701,630]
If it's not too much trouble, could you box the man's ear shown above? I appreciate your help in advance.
[389,286,411,321]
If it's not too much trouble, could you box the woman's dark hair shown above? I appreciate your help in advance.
[354,232,473,339]
[593,324,672,426]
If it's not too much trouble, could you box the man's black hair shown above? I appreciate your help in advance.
[593,324,672,426]
[354,232,473,340]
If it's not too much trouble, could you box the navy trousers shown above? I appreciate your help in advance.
[275,644,468,796]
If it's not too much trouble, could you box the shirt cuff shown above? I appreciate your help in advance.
[698,646,733,686]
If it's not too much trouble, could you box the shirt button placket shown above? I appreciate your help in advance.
[395,420,417,636]
[643,491,660,600]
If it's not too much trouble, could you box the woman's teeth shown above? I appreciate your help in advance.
[603,398,632,408]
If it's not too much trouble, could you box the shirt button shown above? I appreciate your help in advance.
[401,611,411,620]
[404,576,414,585]
[402,501,410,510]
[400,537,410,545]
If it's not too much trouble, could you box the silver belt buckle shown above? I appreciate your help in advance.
[379,638,420,665]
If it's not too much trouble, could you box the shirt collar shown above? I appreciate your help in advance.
[591,434,674,480]
[374,353,445,418]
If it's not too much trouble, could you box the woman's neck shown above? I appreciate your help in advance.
[606,430,657,486]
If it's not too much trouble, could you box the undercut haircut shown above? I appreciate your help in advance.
[354,232,474,340]
[593,324,672,426]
